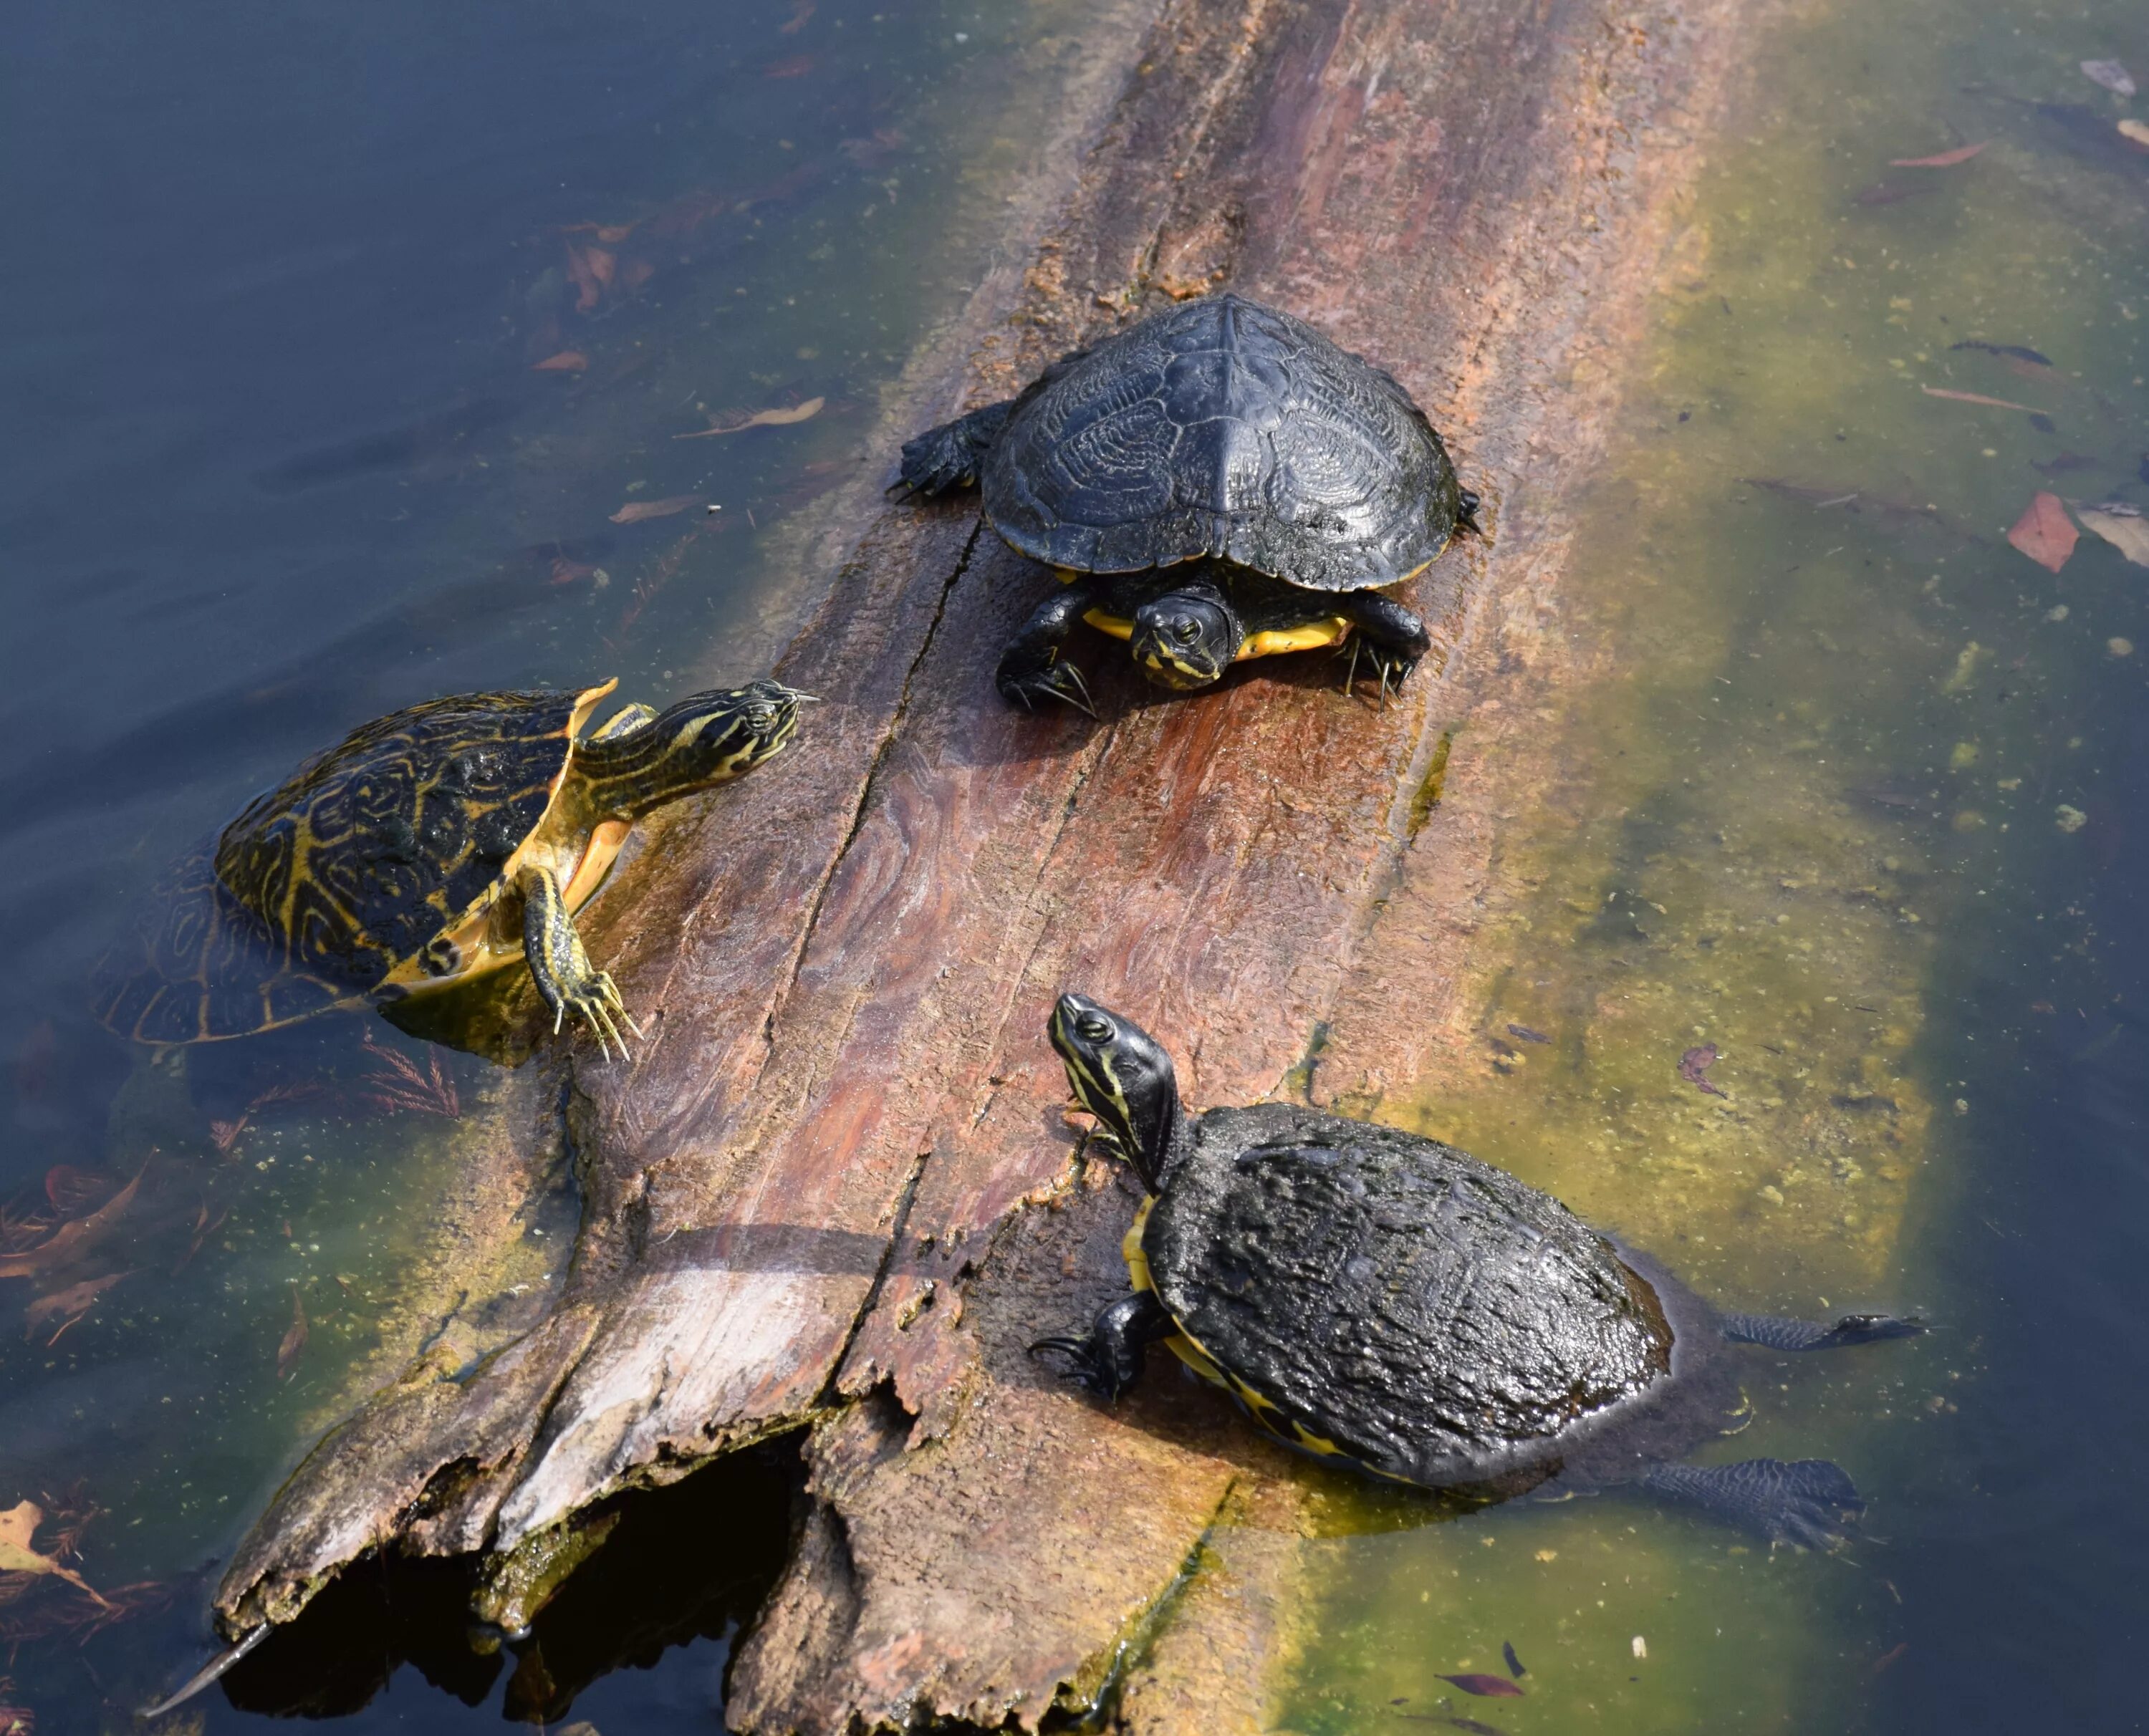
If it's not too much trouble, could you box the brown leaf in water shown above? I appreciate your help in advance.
[673,396,826,439]
[1436,1674,1525,1699]
[1870,1641,1910,1677]
[24,1270,134,1346]
[620,257,656,291]
[42,1167,113,1217]
[2121,119,2149,150]
[531,351,588,372]
[0,1164,148,1282]
[277,1284,308,1381]
[609,495,701,524]
[779,0,815,31]
[2082,58,2137,97]
[2075,501,2149,568]
[549,557,599,587]
[2006,492,2079,572]
[762,54,815,77]
[173,1201,229,1275]
[0,1503,111,1608]
[1888,140,1989,167]
[1920,385,2042,413]
[1679,1043,1729,1099]
[564,245,604,313]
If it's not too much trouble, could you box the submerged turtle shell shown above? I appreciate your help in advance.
[1143,1104,1677,1487]
[92,685,606,1043]
[981,294,1463,589]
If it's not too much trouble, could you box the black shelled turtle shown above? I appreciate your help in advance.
[92,679,799,1053]
[1034,993,1924,1548]
[898,294,1479,710]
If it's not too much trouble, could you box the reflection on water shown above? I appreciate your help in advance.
[0,0,1128,1726]
[1276,0,2149,1730]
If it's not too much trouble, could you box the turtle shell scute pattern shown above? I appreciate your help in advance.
[981,294,1463,589]
[212,690,585,993]
[1145,1104,1676,1487]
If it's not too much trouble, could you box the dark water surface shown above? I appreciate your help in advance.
[6,0,2149,1729]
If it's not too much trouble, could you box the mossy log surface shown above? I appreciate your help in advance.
[215,0,1773,1726]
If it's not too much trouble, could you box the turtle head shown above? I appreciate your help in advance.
[577,679,802,816]
[1130,582,1242,691]
[1049,992,1186,1192]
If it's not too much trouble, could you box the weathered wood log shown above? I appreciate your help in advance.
[213,0,1775,1725]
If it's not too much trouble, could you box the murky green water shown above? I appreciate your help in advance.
[5,0,2147,1727]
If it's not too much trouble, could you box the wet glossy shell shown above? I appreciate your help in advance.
[1143,1104,1676,1487]
[982,294,1463,589]
[92,686,603,1043]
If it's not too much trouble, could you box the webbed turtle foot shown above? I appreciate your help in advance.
[1722,1311,1928,1351]
[894,402,1014,496]
[997,654,1098,717]
[548,967,644,1062]
[1339,637,1422,708]
[1641,1457,1864,1551]
[1029,1334,1120,1399]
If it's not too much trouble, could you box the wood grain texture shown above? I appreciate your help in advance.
[215,0,1768,1725]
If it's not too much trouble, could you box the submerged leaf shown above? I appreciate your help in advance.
[277,1284,308,1381]
[1888,140,1988,167]
[1948,339,2052,365]
[763,54,815,77]
[0,1164,148,1281]
[0,1503,111,1607]
[1503,1641,1527,1679]
[2082,58,2136,97]
[673,396,827,439]
[1920,385,2042,413]
[609,496,701,524]
[24,1269,134,1344]
[2006,492,2079,572]
[2075,501,2149,567]
[531,351,588,373]
[1679,1043,1729,1099]
[2122,118,2149,149]
[779,0,815,29]
[1436,1674,1525,1699]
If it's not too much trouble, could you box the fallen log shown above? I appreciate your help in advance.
[211,0,1783,1725]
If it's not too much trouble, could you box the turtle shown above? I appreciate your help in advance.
[91,678,799,1055]
[896,293,1480,711]
[1032,993,1927,1548]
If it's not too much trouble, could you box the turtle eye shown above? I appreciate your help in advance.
[1173,619,1201,645]
[1076,1015,1114,1043]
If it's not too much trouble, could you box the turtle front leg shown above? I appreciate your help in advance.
[998,581,1106,715]
[1029,1291,1176,1402]
[517,864,641,1060]
[1336,591,1433,700]
[895,400,1015,496]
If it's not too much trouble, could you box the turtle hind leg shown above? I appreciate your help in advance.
[998,581,1106,714]
[895,400,1014,496]
[1640,1457,1863,1551]
[1029,1291,1175,1402]
[516,864,641,1061]
[1721,1311,1926,1351]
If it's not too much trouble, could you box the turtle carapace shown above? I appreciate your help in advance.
[898,294,1479,710]
[1033,992,1925,1548]
[92,680,799,1054]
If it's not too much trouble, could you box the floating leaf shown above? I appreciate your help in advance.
[277,1284,308,1381]
[609,495,701,524]
[0,1164,148,1281]
[2075,501,2149,567]
[0,1503,111,1607]
[1920,384,2042,413]
[532,351,588,373]
[1888,140,1988,167]
[1503,1641,1526,1678]
[673,396,827,439]
[2122,118,2149,148]
[2082,58,2136,97]
[2007,491,2079,572]
[1436,1674,1525,1699]
[1679,1043,1729,1099]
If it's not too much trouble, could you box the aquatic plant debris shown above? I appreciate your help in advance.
[2081,59,2136,97]
[276,1284,307,1381]
[2121,119,2149,148]
[673,397,826,439]
[24,1270,134,1346]
[1920,385,2042,414]
[1502,1640,1527,1677]
[2074,501,2149,567]
[2006,492,2079,572]
[1679,1043,1729,1097]
[531,351,588,372]
[0,1503,110,1607]
[608,495,701,524]
[1888,141,1988,167]
[0,1163,147,1281]
[1436,1674,1526,1698]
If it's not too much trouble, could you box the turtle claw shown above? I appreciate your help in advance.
[998,655,1097,716]
[1029,1334,1110,1395]
[1339,638,1418,707]
[554,968,637,1061]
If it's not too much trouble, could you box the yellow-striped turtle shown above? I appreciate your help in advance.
[897,294,1479,709]
[1034,993,1925,1547]
[92,679,799,1052]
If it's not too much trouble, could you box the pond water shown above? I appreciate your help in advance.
[2,0,2145,1729]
